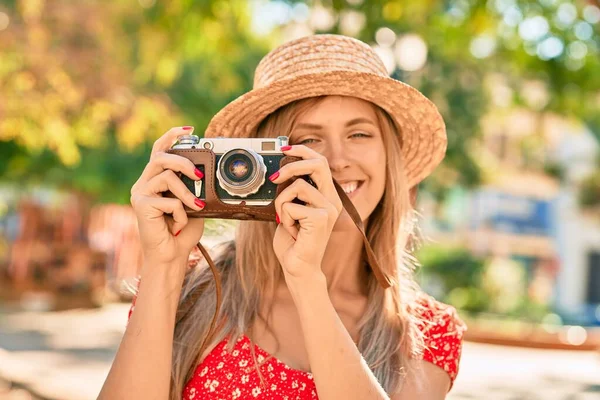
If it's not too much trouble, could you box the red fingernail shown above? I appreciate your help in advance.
[182,126,193,130]
[194,168,204,179]
[269,171,280,182]
[281,145,292,151]
[194,198,205,209]
[276,213,280,224]
[175,229,182,236]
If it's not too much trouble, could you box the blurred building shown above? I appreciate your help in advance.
[421,103,600,325]
[0,185,143,308]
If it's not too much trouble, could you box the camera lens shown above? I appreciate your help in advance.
[224,154,253,183]
[217,149,267,198]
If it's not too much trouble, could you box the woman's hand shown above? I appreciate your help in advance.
[130,126,206,269]
[270,145,343,282]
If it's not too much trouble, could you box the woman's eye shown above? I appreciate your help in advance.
[298,138,318,145]
[351,132,371,138]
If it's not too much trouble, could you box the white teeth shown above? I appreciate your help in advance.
[341,181,358,194]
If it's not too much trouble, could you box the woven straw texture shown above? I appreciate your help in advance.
[205,34,447,188]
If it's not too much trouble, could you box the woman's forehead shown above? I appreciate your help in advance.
[296,96,378,125]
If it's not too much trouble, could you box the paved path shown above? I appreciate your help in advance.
[0,303,599,400]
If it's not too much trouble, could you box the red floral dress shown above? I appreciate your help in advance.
[128,289,466,399]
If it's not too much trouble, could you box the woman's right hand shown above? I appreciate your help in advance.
[130,126,206,268]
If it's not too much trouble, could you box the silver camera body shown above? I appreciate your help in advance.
[172,135,289,206]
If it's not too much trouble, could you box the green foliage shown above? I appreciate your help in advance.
[543,161,565,181]
[0,0,263,203]
[578,169,600,208]
[416,244,490,312]
[1,0,599,204]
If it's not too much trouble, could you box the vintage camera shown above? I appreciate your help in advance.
[172,135,289,206]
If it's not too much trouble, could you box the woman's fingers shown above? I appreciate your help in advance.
[142,170,205,212]
[274,178,329,212]
[151,126,194,155]
[137,151,203,187]
[275,179,338,240]
[132,196,189,236]
[131,126,202,198]
[269,145,342,213]
[270,158,328,189]
[280,202,330,238]
[278,208,299,240]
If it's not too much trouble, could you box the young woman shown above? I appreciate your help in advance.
[99,34,467,400]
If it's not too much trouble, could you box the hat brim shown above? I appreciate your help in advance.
[205,70,446,188]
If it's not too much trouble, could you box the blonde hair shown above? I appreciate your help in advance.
[143,96,426,399]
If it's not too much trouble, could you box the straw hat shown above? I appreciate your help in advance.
[205,34,447,188]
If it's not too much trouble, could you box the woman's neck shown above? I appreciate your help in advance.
[320,223,369,296]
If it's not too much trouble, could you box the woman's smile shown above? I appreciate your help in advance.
[338,180,365,199]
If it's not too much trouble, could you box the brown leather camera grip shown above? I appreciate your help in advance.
[165,148,301,221]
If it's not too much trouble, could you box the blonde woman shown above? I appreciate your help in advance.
[100,34,467,400]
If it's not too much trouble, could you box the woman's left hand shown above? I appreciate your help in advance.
[270,145,343,283]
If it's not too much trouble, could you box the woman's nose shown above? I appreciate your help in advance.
[324,142,351,172]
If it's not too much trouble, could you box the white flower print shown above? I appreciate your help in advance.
[178,294,464,399]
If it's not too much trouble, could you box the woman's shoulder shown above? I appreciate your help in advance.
[408,291,468,385]
[411,292,468,333]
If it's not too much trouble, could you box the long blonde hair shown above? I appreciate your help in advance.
[151,96,426,399]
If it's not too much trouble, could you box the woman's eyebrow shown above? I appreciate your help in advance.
[295,117,376,130]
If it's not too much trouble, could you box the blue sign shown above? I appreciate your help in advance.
[470,190,555,237]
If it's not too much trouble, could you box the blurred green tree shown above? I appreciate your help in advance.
[284,0,600,200]
[0,0,267,202]
[1,0,598,204]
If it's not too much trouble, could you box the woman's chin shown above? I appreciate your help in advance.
[333,206,367,232]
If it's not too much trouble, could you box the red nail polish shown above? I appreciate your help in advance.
[182,126,193,130]
[281,145,292,151]
[276,213,280,224]
[194,198,205,209]
[174,229,182,236]
[194,168,204,179]
[269,171,280,182]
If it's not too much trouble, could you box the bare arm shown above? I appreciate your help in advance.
[288,272,389,400]
[391,361,450,400]
[98,259,187,400]
[289,272,450,400]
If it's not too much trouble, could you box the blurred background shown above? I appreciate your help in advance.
[0,0,599,399]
